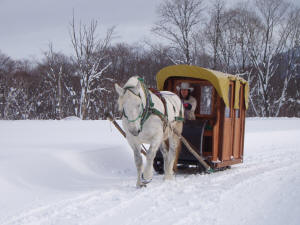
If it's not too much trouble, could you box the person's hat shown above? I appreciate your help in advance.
[176,82,194,92]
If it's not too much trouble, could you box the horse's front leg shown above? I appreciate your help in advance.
[142,139,161,183]
[133,148,144,188]
[128,141,144,188]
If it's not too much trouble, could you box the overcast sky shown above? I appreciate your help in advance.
[0,0,161,60]
[1,0,299,60]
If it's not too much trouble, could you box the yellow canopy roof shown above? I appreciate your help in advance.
[156,65,249,109]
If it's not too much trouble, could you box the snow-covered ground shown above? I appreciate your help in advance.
[0,118,299,225]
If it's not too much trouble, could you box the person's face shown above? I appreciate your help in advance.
[181,89,189,98]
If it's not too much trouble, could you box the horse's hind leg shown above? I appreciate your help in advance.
[161,140,169,174]
[173,141,182,172]
[164,134,181,180]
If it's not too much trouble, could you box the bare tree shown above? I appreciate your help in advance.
[214,3,263,116]
[152,0,205,65]
[39,43,82,119]
[41,44,71,119]
[0,51,15,118]
[274,7,300,116]
[205,0,226,70]
[205,1,255,73]
[3,69,38,120]
[70,15,115,119]
[245,0,292,116]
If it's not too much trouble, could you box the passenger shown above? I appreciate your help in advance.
[177,82,197,120]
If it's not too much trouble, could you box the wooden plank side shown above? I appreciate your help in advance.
[222,119,233,161]
[212,95,221,162]
[221,83,234,161]
[233,118,241,159]
[233,84,242,159]
[239,85,246,160]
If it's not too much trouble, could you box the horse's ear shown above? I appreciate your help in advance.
[115,83,124,96]
[117,97,124,112]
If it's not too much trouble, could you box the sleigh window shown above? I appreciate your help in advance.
[235,88,242,118]
[200,86,212,115]
[225,85,232,118]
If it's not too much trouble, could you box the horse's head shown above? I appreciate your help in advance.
[115,77,144,136]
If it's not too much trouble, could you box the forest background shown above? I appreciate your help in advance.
[1,0,299,120]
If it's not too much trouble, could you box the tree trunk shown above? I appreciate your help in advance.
[57,72,63,120]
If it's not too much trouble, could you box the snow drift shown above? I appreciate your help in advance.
[0,118,299,225]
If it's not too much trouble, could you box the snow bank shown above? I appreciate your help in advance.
[0,118,299,225]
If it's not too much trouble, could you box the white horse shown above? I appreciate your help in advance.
[115,76,184,187]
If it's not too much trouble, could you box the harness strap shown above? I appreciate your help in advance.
[124,77,184,133]
[159,95,169,130]
[175,105,184,121]
[175,116,185,121]
[151,107,168,131]
[138,78,154,128]
[141,80,185,126]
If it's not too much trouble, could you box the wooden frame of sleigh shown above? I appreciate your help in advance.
[153,65,249,173]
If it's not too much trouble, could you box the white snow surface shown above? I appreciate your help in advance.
[0,118,299,225]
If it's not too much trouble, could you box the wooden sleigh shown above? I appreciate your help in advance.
[108,64,249,174]
[153,65,249,172]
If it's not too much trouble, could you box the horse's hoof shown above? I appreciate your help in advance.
[141,174,152,185]
[163,174,174,181]
[136,183,147,188]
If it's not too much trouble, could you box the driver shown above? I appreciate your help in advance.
[177,82,197,120]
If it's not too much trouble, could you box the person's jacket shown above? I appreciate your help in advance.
[182,95,197,120]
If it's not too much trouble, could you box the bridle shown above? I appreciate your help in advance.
[122,100,144,123]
